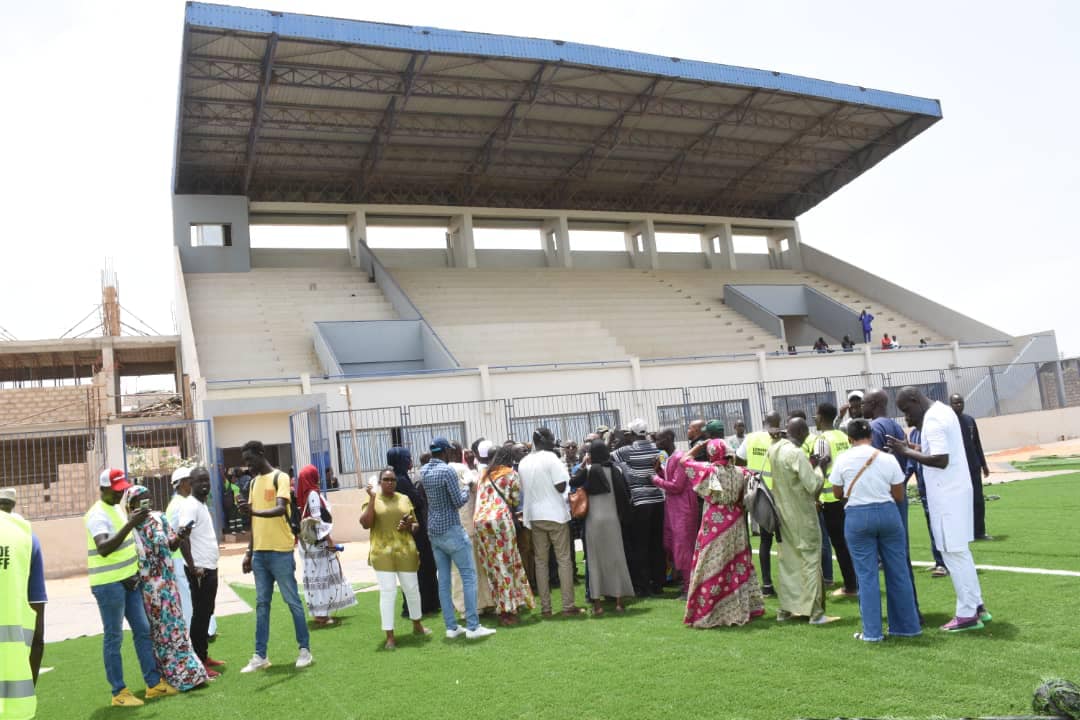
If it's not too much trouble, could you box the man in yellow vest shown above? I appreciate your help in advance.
[810,403,858,597]
[0,510,37,719]
[735,411,782,596]
[85,469,178,707]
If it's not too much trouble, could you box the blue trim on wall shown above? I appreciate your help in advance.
[185,3,941,117]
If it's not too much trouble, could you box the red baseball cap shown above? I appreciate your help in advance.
[99,468,132,492]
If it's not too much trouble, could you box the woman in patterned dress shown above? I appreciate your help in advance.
[473,446,534,626]
[681,439,766,628]
[296,465,357,625]
[125,485,208,690]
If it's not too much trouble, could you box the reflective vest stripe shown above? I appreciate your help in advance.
[0,679,35,699]
[86,537,134,558]
[87,557,139,576]
[0,627,34,647]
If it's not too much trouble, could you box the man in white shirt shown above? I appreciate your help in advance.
[889,387,990,633]
[517,428,584,617]
[177,467,225,672]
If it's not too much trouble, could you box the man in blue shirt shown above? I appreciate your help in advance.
[420,437,496,641]
[862,389,920,618]
[860,309,874,343]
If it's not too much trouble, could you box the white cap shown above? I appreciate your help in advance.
[477,440,494,460]
[629,418,648,435]
[848,390,865,401]
[0,488,15,502]
[171,466,193,487]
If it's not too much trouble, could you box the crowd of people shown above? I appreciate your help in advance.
[0,385,1000,714]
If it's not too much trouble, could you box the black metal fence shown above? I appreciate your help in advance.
[0,426,105,520]
[289,361,1071,489]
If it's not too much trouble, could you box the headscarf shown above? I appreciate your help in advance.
[297,465,321,515]
[386,446,418,499]
[706,438,731,466]
[125,484,150,511]
[579,440,614,495]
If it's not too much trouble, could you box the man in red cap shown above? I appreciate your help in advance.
[84,469,179,707]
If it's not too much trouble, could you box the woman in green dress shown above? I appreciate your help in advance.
[360,467,432,650]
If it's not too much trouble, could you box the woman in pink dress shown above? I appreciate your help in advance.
[681,439,765,628]
[651,434,700,598]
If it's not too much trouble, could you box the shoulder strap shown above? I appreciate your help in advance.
[845,450,880,499]
[488,474,514,512]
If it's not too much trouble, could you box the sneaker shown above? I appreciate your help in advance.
[145,680,179,699]
[111,689,144,707]
[940,615,984,632]
[445,626,467,639]
[295,648,313,668]
[977,605,993,623]
[931,565,949,578]
[465,625,497,640]
[240,654,271,673]
[205,657,227,668]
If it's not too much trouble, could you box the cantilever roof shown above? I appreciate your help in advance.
[175,2,942,218]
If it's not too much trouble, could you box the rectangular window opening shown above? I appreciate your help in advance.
[190,224,232,247]
[568,230,625,252]
[249,225,346,249]
[733,235,768,255]
[655,232,699,253]
[473,228,542,250]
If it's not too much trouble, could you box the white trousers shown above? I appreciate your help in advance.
[376,571,421,631]
[173,556,193,631]
[940,547,983,618]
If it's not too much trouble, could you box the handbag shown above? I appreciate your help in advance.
[569,487,588,520]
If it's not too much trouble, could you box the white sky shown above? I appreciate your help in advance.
[1,1,1077,354]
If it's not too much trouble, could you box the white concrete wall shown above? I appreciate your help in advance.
[978,406,1080,451]
[173,195,252,273]
[213,411,293,448]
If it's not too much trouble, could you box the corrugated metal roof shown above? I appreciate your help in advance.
[174,2,943,218]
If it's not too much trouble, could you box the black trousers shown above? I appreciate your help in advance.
[187,568,218,662]
[971,472,987,538]
[820,502,857,592]
[758,531,774,586]
[629,503,667,594]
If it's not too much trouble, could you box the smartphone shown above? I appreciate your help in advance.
[185,520,196,531]
[139,498,151,510]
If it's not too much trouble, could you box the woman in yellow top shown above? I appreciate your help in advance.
[360,467,432,650]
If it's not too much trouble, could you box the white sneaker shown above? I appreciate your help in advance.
[465,625,496,640]
[295,648,313,668]
[445,626,467,639]
[240,654,271,673]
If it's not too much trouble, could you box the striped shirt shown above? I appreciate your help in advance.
[420,458,469,536]
[613,439,664,506]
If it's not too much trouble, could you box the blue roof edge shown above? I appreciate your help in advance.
[185,2,943,118]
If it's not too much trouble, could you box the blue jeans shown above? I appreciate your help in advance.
[252,550,310,658]
[818,510,833,583]
[429,525,479,631]
[844,502,921,641]
[894,492,920,614]
[90,579,160,695]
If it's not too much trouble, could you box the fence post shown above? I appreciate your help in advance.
[988,367,1002,416]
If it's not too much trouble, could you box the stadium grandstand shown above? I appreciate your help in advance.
[167,2,1068,488]
[6,2,1075,556]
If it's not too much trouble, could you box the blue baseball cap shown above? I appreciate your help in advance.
[430,437,452,452]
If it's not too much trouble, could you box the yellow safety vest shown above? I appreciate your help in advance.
[819,430,852,503]
[743,431,774,488]
[0,512,36,720]
[84,500,139,587]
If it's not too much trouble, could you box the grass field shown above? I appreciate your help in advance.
[36,472,1080,720]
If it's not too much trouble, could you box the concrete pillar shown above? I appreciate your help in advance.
[701,223,735,270]
[541,216,572,268]
[785,224,805,270]
[625,218,658,269]
[756,350,769,382]
[630,356,643,390]
[300,372,312,395]
[105,424,125,473]
[347,210,369,274]
[101,342,119,418]
[1053,361,1068,409]
[863,344,875,373]
[449,214,477,268]
[951,340,962,368]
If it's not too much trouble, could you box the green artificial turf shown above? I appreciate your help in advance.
[1013,454,1080,473]
[35,473,1080,720]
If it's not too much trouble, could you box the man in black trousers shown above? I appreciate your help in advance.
[950,394,992,540]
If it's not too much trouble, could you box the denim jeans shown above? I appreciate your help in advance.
[429,525,479,631]
[844,502,921,641]
[252,550,310,658]
[894,493,920,615]
[90,579,160,695]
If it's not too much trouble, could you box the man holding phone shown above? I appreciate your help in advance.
[178,467,224,676]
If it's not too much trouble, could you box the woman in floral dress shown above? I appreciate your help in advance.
[681,439,766,628]
[473,446,534,626]
[126,485,208,690]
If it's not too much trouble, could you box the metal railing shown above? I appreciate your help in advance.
[289,360,1070,487]
[0,426,105,520]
